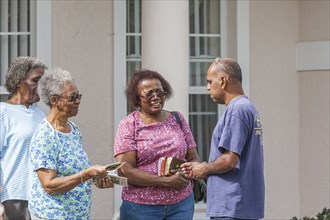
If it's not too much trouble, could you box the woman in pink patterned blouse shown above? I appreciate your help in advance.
[114,69,200,220]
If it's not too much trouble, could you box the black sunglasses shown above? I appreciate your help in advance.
[140,90,167,101]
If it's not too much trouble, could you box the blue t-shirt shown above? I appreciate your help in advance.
[29,119,92,220]
[0,102,45,202]
[206,96,264,219]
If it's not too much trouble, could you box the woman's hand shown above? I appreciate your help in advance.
[93,178,114,189]
[84,165,108,179]
[37,165,109,195]
[164,171,190,189]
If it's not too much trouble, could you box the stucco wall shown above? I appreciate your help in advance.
[250,0,329,219]
[52,1,115,219]
[299,0,330,42]
[298,0,330,217]
[250,1,300,219]
[299,71,329,216]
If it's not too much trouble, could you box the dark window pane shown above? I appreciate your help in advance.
[189,61,213,86]
[126,35,141,57]
[189,0,220,34]
[0,0,32,88]
[126,61,141,113]
[189,36,220,57]
[189,94,218,162]
[126,61,141,82]
[126,0,141,33]
[126,0,142,113]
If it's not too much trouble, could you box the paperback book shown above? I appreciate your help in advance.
[158,157,185,176]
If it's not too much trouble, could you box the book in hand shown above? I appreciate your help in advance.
[104,161,126,171]
[107,172,128,186]
[104,162,128,186]
[158,157,185,176]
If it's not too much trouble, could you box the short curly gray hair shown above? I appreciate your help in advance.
[38,68,73,106]
[5,56,47,95]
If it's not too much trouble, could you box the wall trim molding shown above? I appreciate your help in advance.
[296,41,330,71]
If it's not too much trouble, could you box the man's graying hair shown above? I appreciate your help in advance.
[38,68,73,107]
[214,58,242,83]
[5,56,47,95]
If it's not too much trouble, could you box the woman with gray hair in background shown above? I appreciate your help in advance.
[29,68,113,219]
[0,56,47,220]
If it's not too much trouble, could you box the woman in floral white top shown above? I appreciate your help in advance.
[29,68,113,219]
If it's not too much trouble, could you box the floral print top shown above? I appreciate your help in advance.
[29,119,92,220]
[114,111,196,205]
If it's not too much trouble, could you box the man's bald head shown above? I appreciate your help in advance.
[211,58,242,83]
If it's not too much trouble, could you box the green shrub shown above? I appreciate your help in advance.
[290,208,330,220]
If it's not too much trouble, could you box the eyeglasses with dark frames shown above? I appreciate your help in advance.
[58,93,82,103]
[140,90,167,101]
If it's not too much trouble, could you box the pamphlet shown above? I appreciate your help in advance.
[104,161,126,171]
[104,162,128,186]
[107,172,128,186]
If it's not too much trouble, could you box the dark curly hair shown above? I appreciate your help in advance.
[125,69,173,109]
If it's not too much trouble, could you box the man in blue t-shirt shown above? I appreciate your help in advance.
[182,58,264,220]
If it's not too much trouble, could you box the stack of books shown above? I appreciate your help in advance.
[158,157,185,176]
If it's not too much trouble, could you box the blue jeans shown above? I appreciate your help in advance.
[211,218,258,220]
[120,194,194,220]
[211,218,237,220]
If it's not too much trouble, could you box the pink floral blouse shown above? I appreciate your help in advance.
[114,111,197,205]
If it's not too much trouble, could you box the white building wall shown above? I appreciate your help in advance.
[250,0,329,218]
[250,1,300,218]
[52,1,115,219]
[298,0,330,217]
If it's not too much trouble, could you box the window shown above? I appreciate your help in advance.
[0,0,36,101]
[123,0,224,167]
[126,0,142,113]
[189,0,222,162]
[124,0,224,162]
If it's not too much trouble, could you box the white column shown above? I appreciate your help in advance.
[141,0,189,118]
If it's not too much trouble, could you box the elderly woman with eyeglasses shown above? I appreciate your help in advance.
[0,56,47,220]
[29,68,114,219]
[114,69,200,220]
